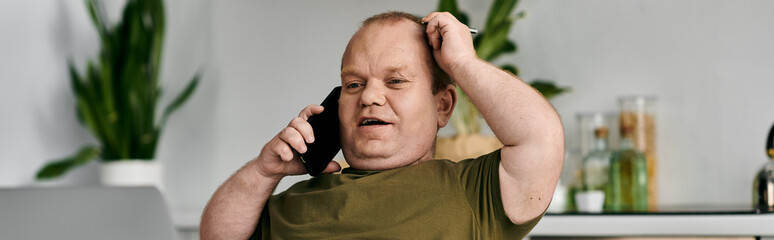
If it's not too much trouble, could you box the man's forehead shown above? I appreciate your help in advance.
[340,19,432,78]
[345,20,424,52]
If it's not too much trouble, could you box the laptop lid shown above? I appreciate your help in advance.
[0,187,180,240]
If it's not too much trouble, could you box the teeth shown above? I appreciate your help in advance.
[361,119,387,125]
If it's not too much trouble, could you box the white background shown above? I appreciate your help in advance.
[2,0,774,220]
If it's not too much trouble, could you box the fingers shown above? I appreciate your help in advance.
[421,12,445,24]
[289,117,315,144]
[278,126,307,157]
[271,137,296,162]
[422,12,469,50]
[321,161,343,174]
[275,104,324,160]
[298,104,324,120]
[427,24,442,50]
[423,13,445,50]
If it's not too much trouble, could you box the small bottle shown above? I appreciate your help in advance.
[606,126,649,212]
[575,127,612,213]
[753,122,774,212]
[582,127,612,191]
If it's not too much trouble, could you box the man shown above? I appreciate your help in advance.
[201,11,564,239]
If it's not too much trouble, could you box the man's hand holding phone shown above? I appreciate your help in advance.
[253,104,342,180]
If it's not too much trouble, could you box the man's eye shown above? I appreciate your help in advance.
[388,79,405,84]
[346,82,363,89]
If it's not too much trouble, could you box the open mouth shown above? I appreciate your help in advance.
[359,118,391,126]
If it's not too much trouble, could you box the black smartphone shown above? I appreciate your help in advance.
[299,87,342,176]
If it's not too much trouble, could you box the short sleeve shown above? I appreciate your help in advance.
[452,149,543,239]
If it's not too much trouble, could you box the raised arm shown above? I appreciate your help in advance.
[200,105,341,239]
[423,12,564,224]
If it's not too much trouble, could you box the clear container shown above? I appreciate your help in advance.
[576,112,618,156]
[753,122,774,212]
[618,96,657,208]
[754,160,774,212]
[581,126,612,192]
[559,148,583,212]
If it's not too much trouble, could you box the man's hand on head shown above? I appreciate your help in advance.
[422,12,477,75]
[253,104,342,181]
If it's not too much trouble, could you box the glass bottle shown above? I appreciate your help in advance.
[582,127,611,191]
[753,122,774,212]
[618,96,657,208]
[754,160,774,212]
[606,126,649,212]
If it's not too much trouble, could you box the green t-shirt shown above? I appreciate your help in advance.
[250,149,543,239]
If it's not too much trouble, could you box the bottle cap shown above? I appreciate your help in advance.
[620,125,635,137]
[594,127,609,138]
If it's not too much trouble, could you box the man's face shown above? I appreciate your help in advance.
[339,20,444,170]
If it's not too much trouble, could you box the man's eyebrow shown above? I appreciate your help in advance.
[386,65,412,79]
[341,68,359,77]
[340,65,409,77]
[386,65,407,73]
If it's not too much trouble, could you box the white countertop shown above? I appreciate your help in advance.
[530,213,774,237]
[173,210,774,237]
[172,210,202,230]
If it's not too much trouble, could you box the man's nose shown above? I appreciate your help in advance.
[359,81,386,107]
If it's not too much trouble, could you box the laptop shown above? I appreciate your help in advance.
[0,187,180,240]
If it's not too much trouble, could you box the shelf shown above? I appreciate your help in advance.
[529,212,774,237]
[172,210,201,230]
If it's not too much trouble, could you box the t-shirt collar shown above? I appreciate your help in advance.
[341,168,384,176]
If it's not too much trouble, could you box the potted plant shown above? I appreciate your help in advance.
[434,0,570,161]
[35,0,199,190]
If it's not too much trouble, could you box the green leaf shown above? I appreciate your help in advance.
[437,0,458,13]
[159,73,200,128]
[68,61,86,126]
[500,64,519,76]
[457,12,469,26]
[487,39,517,63]
[36,146,100,180]
[476,18,513,61]
[87,0,108,39]
[515,11,527,21]
[70,61,104,143]
[530,80,572,99]
[485,0,519,31]
[436,0,468,25]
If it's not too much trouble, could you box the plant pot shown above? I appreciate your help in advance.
[99,160,163,191]
[435,133,503,162]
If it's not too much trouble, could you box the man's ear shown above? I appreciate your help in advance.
[436,85,457,128]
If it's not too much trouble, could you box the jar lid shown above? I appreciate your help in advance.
[617,95,658,102]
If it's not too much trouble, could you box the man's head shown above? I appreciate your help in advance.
[338,11,457,170]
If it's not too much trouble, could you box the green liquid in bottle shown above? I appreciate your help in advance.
[605,129,649,212]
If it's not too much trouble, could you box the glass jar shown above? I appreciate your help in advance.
[753,122,774,212]
[618,96,657,208]
[754,160,774,212]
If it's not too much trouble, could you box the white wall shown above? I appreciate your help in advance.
[2,0,773,219]
[0,0,216,213]
[511,0,774,206]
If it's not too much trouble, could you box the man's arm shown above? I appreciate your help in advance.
[200,163,280,239]
[200,105,341,239]
[423,13,564,224]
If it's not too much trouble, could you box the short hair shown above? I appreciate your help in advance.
[359,11,454,94]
